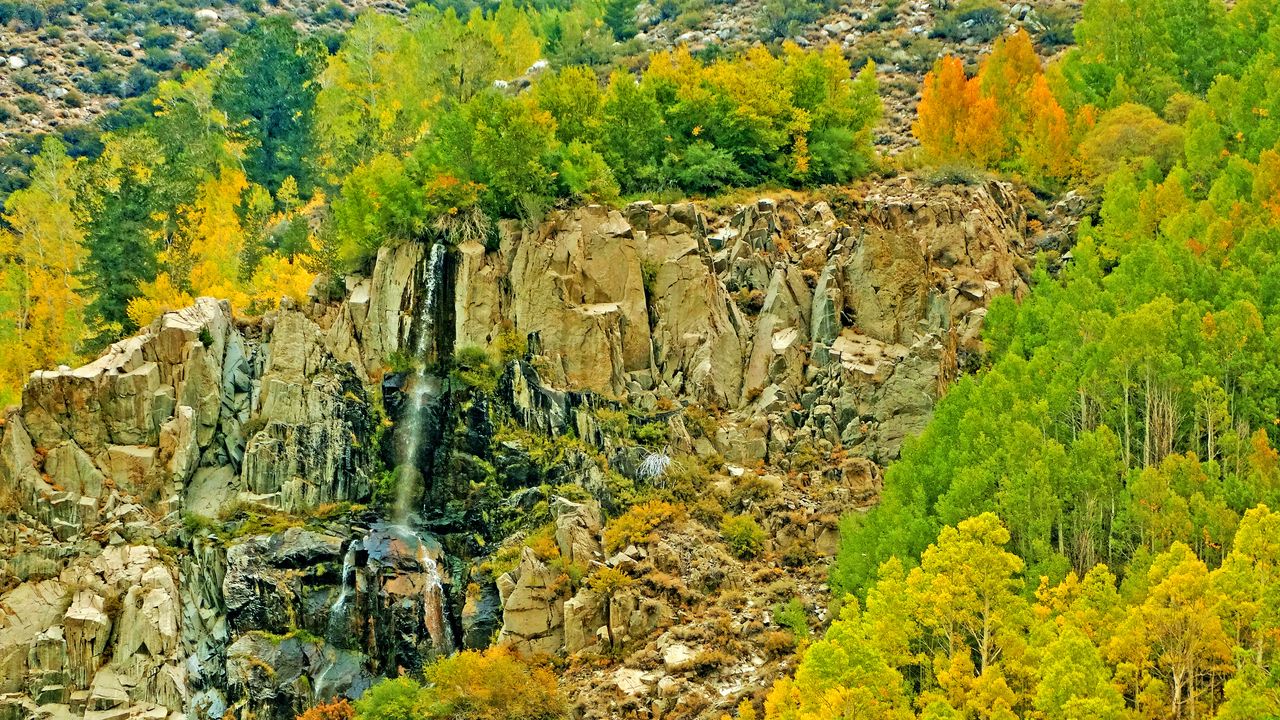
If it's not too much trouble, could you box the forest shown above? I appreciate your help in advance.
[2,0,1280,718]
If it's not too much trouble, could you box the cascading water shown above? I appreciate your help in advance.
[385,242,453,654]
[327,539,361,641]
[416,540,453,653]
[393,242,447,524]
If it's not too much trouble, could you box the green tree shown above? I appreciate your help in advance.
[1034,625,1124,720]
[215,16,326,194]
[599,70,665,192]
[602,0,636,41]
[77,131,167,342]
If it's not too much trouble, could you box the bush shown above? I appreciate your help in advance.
[932,0,1004,43]
[353,677,421,720]
[142,48,177,72]
[604,500,683,552]
[451,346,499,393]
[772,597,809,639]
[1037,5,1074,47]
[689,648,733,675]
[13,68,41,93]
[355,648,566,720]
[720,514,765,559]
[729,474,775,510]
[668,141,748,194]
[759,0,823,40]
[423,647,565,719]
[763,629,796,657]
[297,698,355,720]
[15,96,42,115]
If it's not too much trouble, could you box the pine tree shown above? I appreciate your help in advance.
[603,0,637,41]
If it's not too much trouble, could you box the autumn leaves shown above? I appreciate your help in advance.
[912,31,1082,187]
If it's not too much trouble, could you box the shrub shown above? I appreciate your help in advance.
[353,676,421,720]
[772,598,809,639]
[932,0,1004,43]
[595,408,632,437]
[297,698,355,720]
[691,495,725,527]
[15,96,42,115]
[690,648,733,675]
[762,629,796,657]
[13,68,41,93]
[604,500,683,552]
[720,514,766,559]
[729,474,775,510]
[1037,5,1074,47]
[632,421,668,448]
[758,0,824,40]
[420,647,566,720]
[180,44,212,69]
[451,346,499,393]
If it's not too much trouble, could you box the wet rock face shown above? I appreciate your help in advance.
[0,180,1032,720]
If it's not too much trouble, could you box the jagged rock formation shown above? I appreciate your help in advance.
[0,178,1029,719]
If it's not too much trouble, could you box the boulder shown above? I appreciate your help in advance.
[551,496,603,567]
[562,588,604,654]
[497,548,565,655]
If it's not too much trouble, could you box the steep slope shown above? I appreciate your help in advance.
[0,176,1031,719]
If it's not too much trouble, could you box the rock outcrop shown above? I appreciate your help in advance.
[0,178,1031,720]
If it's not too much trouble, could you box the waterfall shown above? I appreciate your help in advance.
[383,242,454,654]
[327,539,361,642]
[393,242,448,525]
[417,540,453,654]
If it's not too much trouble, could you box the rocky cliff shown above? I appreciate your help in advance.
[0,177,1031,720]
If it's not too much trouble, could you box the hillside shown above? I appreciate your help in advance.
[0,0,1074,198]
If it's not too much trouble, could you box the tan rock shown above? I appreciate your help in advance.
[551,496,603,567]
[497,548,565,656]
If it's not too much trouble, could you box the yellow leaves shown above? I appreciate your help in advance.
[127,273,194,328]
[914,55,997,165]
[0,139,90,394]
[249,253,314,313]
[1023,75,1073,183]
[913,31,1081,184]
[180,167,250,304]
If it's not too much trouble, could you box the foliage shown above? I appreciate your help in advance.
[451,345,501,393]
[214,17,326,195]
[913,31,1081,186]
[773,597,810,640]
[298,699,356,720]
[0,138,87,403]
[353,648,566,720]
[720,513,766,559]
[797,3,1280,717]
[603,500,683,552]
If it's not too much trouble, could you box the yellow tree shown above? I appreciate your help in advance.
[1022,75,1074,184]
[0,138,88,399]
[763,598,914,720]
[128,166,253,326]
[978,29,1042,154]
[908,513,1028,676]
[1110,543,1233,718]
[914,56,1003,167]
